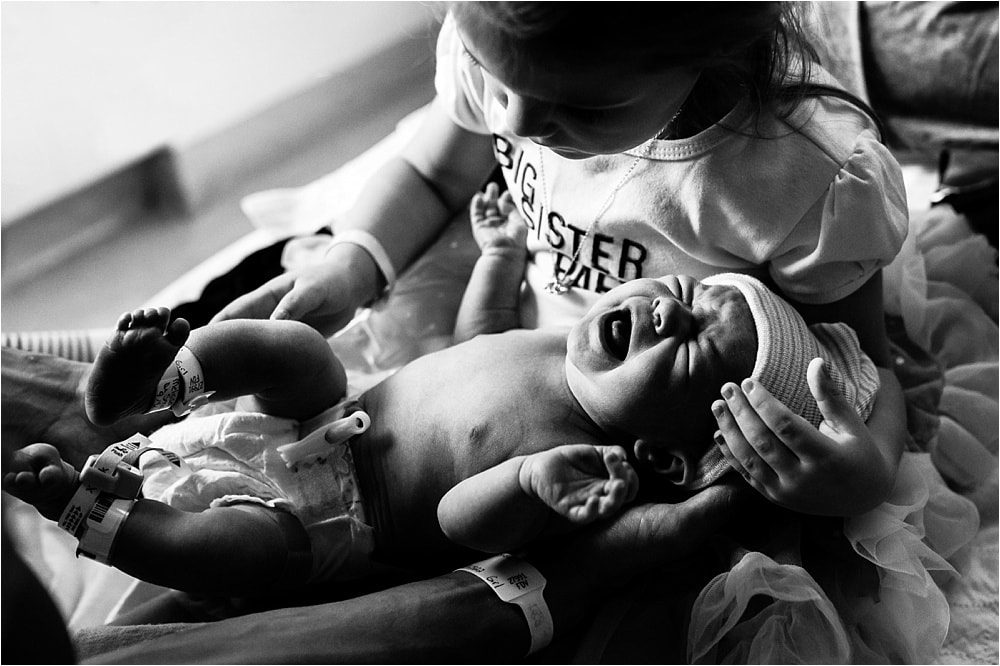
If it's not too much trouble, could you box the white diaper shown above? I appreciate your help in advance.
[140,399,375,583]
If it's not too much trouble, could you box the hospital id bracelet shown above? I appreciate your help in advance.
[78,434,150,499]
[150,345,215,417]
[326,229,397,296]
[57,482,102,537]
[457,553,554,655]
[76,495,133,564]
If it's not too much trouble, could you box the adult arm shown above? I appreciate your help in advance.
[212,103,498,337]
[87,482,748,664]
[714,271,907,515]
[1,348,174,468]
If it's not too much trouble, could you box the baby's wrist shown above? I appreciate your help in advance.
[517,454,542,501]
[478,239,527,259]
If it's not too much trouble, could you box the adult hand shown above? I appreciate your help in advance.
[211,243,381,338]
[541,478,752,594]
[713,357,894,516]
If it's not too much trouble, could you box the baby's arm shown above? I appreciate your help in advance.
[453,183,528,344]
[437,444,638,553]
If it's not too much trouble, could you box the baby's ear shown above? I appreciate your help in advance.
[633,439,691,486]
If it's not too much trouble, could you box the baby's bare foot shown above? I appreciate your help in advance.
[85,307,190,426]
[3,443,80,522]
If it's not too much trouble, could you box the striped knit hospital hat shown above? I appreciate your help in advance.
[684,273,880,490]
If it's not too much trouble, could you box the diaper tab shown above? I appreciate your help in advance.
[277,410,371,469]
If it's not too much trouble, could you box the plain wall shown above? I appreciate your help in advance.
[0,1,436,222]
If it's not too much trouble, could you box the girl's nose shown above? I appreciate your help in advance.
[503,93,551,138]
[651,297,693,338]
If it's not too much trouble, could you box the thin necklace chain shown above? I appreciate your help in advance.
[537,121,672,295]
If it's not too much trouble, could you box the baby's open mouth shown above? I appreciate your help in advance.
[602,310,632,361]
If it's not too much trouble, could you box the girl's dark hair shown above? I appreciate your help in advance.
[450,2,883,138]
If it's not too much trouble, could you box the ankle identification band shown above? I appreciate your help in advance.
[150,346,215,417]
[58,434,187,562]
[76,496,132,563]
[457,554,553,655]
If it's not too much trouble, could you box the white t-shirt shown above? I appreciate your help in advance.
[434,15,908,329]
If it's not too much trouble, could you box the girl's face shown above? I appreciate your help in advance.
[455,20,701,158]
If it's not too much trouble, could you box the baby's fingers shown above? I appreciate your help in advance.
[601,446,639,501]
[567,495,601,523]
[482,181,501,202]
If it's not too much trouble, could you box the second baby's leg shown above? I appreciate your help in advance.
[86,308,347,426]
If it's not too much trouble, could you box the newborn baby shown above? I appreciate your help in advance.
[4,267,878,597]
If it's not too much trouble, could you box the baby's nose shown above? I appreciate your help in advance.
[652,297,693,338]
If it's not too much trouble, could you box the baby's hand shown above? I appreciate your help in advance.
[522,444,639,524]
[469,183,527,254]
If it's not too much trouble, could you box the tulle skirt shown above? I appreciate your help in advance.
[687,206,996,664]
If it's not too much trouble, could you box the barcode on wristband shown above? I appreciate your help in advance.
[89,494,114,524]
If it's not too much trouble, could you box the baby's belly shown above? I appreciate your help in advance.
[348,415,473,570]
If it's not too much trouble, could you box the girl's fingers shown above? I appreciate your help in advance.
[738,377,823,458]
[714,428,766,494]
[806,358,864,433]
[718,382,799,471]
[712,393,780,489]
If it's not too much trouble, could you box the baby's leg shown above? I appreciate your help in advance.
[86,308,347,425]
[3,443,313,595]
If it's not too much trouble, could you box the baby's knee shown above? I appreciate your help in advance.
[267,320,345,389]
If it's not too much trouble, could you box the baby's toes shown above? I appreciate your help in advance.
[36,460,71,487]
[115,311,135,332]
[2,470,31,494]
[127,307,166,331]
[5,469,43,502]
[138,307,171,331]
[150,307,172,330]
[164,317,191,346]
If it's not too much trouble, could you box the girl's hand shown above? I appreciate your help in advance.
[713,358,894,516]
[521,444,639,524]
[211,242,381,338]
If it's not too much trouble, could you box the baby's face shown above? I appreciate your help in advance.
[565,276,756,441]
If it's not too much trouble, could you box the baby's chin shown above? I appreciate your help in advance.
[562,357,613,429]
